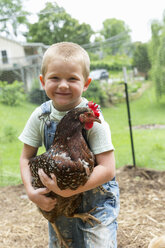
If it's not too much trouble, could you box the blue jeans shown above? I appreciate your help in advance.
[48,179,120,248]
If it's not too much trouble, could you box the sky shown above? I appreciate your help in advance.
[24,0,165,42]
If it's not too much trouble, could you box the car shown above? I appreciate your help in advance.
[89,69,109,81]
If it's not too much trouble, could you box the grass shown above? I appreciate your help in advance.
[0,83,165,186]
[102,83,165,170]
[0,102,38,186]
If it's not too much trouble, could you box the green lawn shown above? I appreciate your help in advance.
[0,83,165,186]
[0,102,38,186]
[102,84,165,170]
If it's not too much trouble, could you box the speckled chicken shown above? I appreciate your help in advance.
[29,102,101,248]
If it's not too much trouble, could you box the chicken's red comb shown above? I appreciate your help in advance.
[88,101,100,117]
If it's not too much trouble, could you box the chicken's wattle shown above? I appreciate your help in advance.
[85,122,93,130]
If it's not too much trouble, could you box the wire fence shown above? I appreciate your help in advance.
[0,54,42,90]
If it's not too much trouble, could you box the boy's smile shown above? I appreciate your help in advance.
[40,57,91,111]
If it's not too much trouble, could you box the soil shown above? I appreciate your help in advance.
[0,165,165,248]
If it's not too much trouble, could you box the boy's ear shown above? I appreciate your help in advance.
[40,75,45,89]
[83,77,92,92]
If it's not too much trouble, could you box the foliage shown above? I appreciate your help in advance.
[90,54,132,71]
[83,80,108,107]
[28,89,49,105]
[104,80,144,104]
[1,85,165,186]
[88,52,100,61]
[25,2,93,45]
[0,0,29,37]
[100,18,131,55]
[128,81,142,93]
[0,80,25,106]
[132,42,151,78]
[148,20,162,66]
[28,79,49,104]
[148,12,165,98]
[152,32,165,98]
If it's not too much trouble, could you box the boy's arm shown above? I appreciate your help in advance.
[20,144,57,211]
[38,150,116,197]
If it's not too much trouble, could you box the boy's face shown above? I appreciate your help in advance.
[40,57,91,111]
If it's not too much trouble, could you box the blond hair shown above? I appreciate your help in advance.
[41,42,90,80]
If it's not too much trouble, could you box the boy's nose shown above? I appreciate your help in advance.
[58,80,69,89]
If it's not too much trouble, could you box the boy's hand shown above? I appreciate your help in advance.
[38,169,58,193]
[38,169,75,197]
[28,186,57,211]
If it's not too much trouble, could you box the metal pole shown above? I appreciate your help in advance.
[123,67,136,167]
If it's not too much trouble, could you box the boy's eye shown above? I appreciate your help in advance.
[51,77,59,80]
[69,77,77,82]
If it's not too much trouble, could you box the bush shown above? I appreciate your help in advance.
[28,79,49,105]
[0,80,25,106]
[28,88,50,104]
[128,82,142,93]
[90,55,132,71]
[83,80,108,107]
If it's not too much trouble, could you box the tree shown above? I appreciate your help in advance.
[0,0,29,37]
[148,20,162,66]
[132,42,151,79]
[148,13,165,98]
[25,2,93,45]
[152,32,165,97]
[100,18,131,55]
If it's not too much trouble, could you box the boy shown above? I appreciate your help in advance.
[19,42,120,248]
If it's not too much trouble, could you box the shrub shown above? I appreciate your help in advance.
[28,88,49,105]
[0,80,25,106]
[28,79,49,105]
[90,55,132,71]
[83,80,108,107]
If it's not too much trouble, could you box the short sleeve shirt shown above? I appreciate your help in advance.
[19,98,114,155]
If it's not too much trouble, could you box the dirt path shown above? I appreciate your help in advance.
[0,166,165,248]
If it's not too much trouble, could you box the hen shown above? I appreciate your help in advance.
[29,102,101,248]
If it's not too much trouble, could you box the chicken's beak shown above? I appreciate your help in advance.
[93,117,101,123]
[79,112,101,124]
[90,113,101,124]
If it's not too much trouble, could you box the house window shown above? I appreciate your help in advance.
[1,50,8,64]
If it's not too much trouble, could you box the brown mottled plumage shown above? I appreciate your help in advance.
[29,106,101,247]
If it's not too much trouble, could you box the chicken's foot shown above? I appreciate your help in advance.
[73,207,101,227]
[51,223,71,248]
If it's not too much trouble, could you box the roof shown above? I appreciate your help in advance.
[0,35,22,46]
[22,42,49,49]
[0,35,48,49]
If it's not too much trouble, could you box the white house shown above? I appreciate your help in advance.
[0,36,48,90]
[0,36,27,69]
